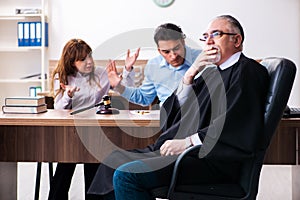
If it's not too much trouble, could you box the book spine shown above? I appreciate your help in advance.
[4,97,45,106]
[2,104,47,114]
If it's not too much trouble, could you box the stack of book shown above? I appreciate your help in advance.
[2,96,47,114]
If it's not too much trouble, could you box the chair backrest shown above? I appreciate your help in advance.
[260,57,296,150]
[239,57,296,199]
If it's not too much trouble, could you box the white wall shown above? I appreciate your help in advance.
[48,0,300,106]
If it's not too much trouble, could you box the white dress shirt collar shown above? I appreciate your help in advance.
[219,51,242,70]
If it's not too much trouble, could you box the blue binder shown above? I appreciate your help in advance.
[30,22,36,46]
[44,22,49,47]
[18,21,48,47]
[23,22,30,46]
[35,22,48,47]
[17,22,24,46]
[35,22,42,46]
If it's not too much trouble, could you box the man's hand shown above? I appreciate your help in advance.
[160,139,187,156]
[183,47,219,84]
[125,48,140,71]
[106,59,122,88]
[60,83,80,98]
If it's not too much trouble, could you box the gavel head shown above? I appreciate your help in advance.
[102,95,111,109]
[96,95,120,114]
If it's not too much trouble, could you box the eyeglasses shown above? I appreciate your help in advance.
[199,30,237,42]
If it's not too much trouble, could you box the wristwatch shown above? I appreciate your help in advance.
[153,0,175,7]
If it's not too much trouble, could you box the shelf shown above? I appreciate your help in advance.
[0,79,44,83]
[0,0,48,108]
[0,47,44,52]
[0,14,44,20]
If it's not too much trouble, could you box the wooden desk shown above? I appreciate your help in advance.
[264,118,299,165]
[1,111,299,164]
[0,109,161,163]
[0,109,160,199]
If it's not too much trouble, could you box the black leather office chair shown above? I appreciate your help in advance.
[151,57,296,200]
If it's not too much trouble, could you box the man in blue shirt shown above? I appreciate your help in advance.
[108,23,201,106]
[87,23,201,199]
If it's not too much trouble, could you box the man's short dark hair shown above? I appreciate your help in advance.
[154,23,186,45]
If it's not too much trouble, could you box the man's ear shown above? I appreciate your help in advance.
[157,48,162,55]
[181,38,185,46]
[234,34,242,48]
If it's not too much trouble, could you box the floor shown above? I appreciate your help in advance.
[17,163,300,200]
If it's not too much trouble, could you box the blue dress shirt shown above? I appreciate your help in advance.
[121,46,201,106]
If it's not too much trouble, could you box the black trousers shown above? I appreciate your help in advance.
[48,163,99,200]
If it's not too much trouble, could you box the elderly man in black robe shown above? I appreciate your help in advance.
[88,15,270,200]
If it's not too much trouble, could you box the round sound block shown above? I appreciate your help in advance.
[96,107,120,115]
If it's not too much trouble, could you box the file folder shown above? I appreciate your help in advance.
[35,86,42,95]
[23,22,30,46]
[44,22,49,47]
[18,21,48,47]
[30,22,36,46]
[29,86,42,97]
[29,86,36,97]
[35,22,42,46]
[17,22,24,46]
[35,22,48,47]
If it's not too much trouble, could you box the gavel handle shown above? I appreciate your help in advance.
[70,102,102,115]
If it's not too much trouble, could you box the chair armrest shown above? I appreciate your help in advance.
[167,144,202,198]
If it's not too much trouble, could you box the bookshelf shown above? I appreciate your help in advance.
[0,0,48,107]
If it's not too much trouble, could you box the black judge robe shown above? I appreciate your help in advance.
[88,54,270,196]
